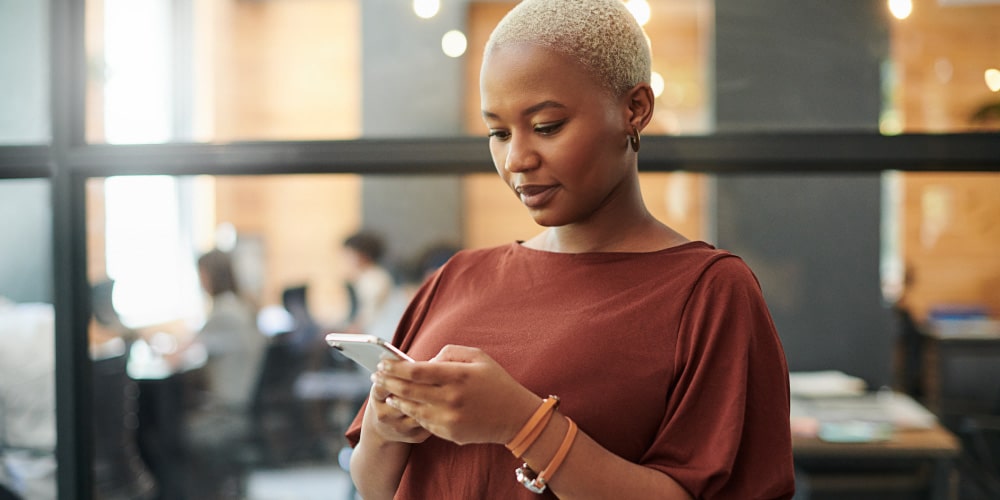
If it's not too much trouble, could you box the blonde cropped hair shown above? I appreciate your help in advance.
[484,0,651,97]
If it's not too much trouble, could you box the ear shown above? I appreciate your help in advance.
[624,83,655,132]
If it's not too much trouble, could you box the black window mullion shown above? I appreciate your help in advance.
[51,0,92,498]
[0,145,52,179]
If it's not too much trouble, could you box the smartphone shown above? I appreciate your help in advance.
[325,333,414,372]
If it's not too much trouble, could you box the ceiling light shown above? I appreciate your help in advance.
[413,0,440,20]
[888,0,913,20]
[442,30,467,58]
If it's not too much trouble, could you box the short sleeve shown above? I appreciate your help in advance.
[640,256,795,499]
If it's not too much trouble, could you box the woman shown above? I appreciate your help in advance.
[347,1,794,498]
[340,230,395,337]
[192,248,266,410]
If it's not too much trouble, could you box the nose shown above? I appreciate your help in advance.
[503,135,540,173]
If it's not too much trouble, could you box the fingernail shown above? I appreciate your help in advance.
[370,373,377,384]
[377,361,387,372]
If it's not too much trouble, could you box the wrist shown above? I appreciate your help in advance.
[506,396,559,456]
[516,415,578,493]
[501,393,546,445]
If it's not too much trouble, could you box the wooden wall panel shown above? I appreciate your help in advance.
[211,0,361,141]
[901,172,1000,319]
[892,0,1000,132]
[213,174,362,325]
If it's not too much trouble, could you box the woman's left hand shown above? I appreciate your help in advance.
[373,345,540,446]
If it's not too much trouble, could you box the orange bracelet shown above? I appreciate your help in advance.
[515,417,579,494]
[510,407,555,458]
[505,396,559,456]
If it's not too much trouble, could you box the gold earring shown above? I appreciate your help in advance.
[629,126,641,153]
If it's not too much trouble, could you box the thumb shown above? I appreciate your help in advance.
[430,344,484,363]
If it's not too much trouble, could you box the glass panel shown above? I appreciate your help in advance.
[462,1,714,136]
[84,0,714,142]
[86,0,362,144]
[85,169,1000,495]
[86,174,366,499]
[86,0,1000,143]
[891,172,1000,319]
[0,178,56,500]
[83,169,710,497]
[0,0,50,145]
[885,0,1000,133]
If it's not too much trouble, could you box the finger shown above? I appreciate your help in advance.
[377,372,445,405]
[386,395,421,421]
[373,400,428,442]
[381,357,477,385]
[370,381,392,403]
[432,344,485,363]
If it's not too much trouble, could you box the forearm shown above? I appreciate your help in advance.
[349,404,412,500]
[520,413,692,500]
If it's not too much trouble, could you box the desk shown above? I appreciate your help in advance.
[792,394,961,500]
[920,323,1000,417]
[794,425,960,499]
[128,340,207,500]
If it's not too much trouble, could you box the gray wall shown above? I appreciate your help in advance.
[361,175,464,270]
[714,175,891,386]
[714,0,886,133]
[360,0,467,268]
[713,0,892,387]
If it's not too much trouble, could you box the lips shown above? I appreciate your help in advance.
[515,184,559,209]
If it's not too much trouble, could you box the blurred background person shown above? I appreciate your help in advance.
[891,264,924,400]
[366,242,461,341]
[183,248,267,410]
[339,231,393,337]
[181,248,268,499]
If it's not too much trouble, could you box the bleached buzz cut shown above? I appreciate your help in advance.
[484,0,651,97]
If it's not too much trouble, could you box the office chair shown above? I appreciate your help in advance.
[956,387,1000,498]
[91,353,158,500]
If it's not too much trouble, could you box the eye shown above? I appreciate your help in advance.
[534,121,564,135]
[488,129,511,141]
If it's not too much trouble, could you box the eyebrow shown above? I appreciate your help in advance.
[482,100,567,121]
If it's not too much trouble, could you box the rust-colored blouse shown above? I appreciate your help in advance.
[347,241,794,499]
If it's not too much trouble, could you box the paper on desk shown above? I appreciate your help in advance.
[792,391,938,435]
[789,370,867,398]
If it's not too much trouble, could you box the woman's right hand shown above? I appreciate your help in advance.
[367,378,432,444]
[352,374,428,500]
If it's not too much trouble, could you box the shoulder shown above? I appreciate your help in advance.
[669,243,760,291]
[213,291,253,312]
[674,248,772,329]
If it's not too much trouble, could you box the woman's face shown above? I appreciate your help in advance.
[480,44,634,228]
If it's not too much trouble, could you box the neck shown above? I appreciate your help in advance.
[527,210,687,254]
[523,171,689,253]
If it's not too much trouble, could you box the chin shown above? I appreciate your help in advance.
[527,210,570,228]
